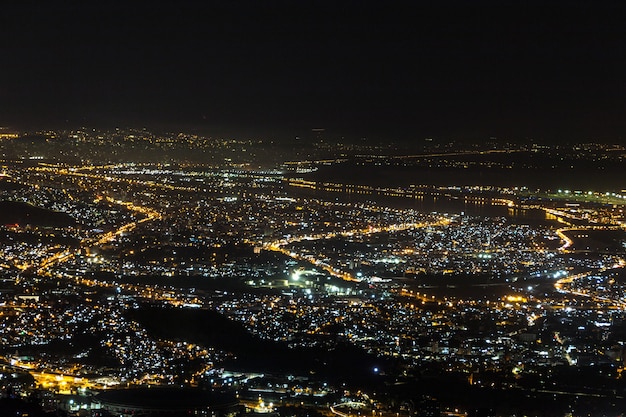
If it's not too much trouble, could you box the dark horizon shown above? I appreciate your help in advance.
[2,0,626,143]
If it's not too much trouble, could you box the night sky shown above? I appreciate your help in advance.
[2,0,626,142]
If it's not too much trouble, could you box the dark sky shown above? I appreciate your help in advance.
[2,0,626,142]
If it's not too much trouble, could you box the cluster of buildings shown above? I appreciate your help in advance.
[0,130,625,415]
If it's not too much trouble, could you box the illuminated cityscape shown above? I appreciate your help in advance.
[3,1,626,416]
[0,128,624,416]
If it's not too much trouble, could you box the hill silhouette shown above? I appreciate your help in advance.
[0,200,75,227]
[128,305,388,384]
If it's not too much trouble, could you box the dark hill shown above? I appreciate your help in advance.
[0,200,75,227]
[0,178,24,191]
[128,306,389,385]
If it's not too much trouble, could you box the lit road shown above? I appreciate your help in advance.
[554,260,626,309]
[261,218,450,283]
[330,401,413,417]
[553,331,575,366]
[330,402,368,417]
[0,356,111,393]
[35,195,162,276]
[555,228,574,251]
[21,166,213,311]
